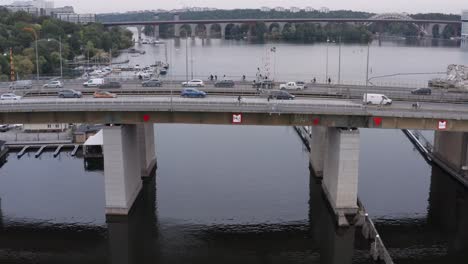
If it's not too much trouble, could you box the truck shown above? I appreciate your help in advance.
[83,78,105,87]
[363,93,392,105]
[279,82,305,90]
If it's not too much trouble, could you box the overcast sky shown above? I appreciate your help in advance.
[4,0,467,14]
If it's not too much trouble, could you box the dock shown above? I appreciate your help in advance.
[34,146,46,158]
[17,146,29,158]
[7,141,81,159]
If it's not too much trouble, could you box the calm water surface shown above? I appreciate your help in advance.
[0,38,468,263]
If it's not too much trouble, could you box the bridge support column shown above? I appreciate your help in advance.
[153,24,159,39]
[190,24,197,38]
[103,125,143,215]
[310,126,328,178]
[438,24,447,38]
[220,23,227,39]
[136,26,143,41]
[323,128,360,225]
[433,131,468,177]
[137,124,157,177]
[174,14,181,38]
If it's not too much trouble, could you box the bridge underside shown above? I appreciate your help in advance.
[2,111,468,131]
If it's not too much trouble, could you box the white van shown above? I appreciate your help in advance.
[83,78,105,87]
[363,93,392,105]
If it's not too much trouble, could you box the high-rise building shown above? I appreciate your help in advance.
[462,10,468,39]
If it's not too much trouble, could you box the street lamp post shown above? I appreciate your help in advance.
[185,34,189,82]
[338,36,342,85]
[23,27,39,80]
[365,41,371,103]
[59,36,62,78]
[325,37,330,83]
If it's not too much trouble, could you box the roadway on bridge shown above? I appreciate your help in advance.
[0,95,467,121]
[7,81,468,105]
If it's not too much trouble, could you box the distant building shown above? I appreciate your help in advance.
[319,7,330,13]
[51,6,74,16]
[260,6,271,12]
[462,10,468,39]
[289,7,300,13]
[304,6,316,12]
[23,123,69,132]
[55,13,96,24]
[274,6,285,12]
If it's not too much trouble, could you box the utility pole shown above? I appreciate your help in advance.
[365,41,371,103]
[59,36,63,78]
[338,36,342,85]
[325,37,330,83]
[190,43,193,79]
[185,35,189,82]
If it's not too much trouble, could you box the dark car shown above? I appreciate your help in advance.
[58,89,82,98]
[411,88,432,95]
[181,88,206,98]
[252,80,275,89]
[214,80,235,87]
[269,90,295,100]
[99,81,122,89]
[142,79,162,87]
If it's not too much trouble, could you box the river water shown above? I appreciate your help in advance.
[0,37,468,263]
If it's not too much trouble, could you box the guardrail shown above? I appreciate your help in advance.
[1,97,468,122]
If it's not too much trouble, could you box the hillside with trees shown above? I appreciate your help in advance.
[100,9,461,41]
[0,7,133,80]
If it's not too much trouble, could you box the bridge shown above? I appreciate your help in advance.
[1,85,468,225]
[101,13,463,40]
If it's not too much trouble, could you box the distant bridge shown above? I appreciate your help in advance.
[101,13,462,39]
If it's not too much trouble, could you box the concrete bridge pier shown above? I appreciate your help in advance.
[153,24,159,39]
[433,131,468,177]
[322,128,360,225]
[189,24,197,38]
[173,13,181,38]
[103,124,156,216]
[137,124,157,177]
[220,23,227,39]
[136,26,143,41]
[310,126,328,178]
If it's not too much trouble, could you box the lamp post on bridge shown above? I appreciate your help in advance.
[47,36,63,78]
[325,37,330,83]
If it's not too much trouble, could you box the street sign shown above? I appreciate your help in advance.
[438,120,447,130]
[232,113,242,124]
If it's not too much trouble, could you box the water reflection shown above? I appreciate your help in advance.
[309,174,357,264]
[428,165,468,262]
[107,176,157,264]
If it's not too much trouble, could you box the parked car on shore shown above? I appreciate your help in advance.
[411,87,432,95]
[83,78,105,87]
[280,81,305,90]
[99,81,122,89]
[182,79,204,87]
[142,79,162,87]
[252,80,274,89]
[268,90,295,100]
[363,93,392,105]
[0,93,21,100]
[9,80,32,89]
[58,89,82,98]
[214,80,235,87]
[181,88,206,98]
[43,80,63,88]
[93,91,117,98]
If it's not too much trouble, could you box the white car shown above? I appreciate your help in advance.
[43,80,63,88]
[280,82,305,90]
[1,93,21,100]
[182,79,204,87]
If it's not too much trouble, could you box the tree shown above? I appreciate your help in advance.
[14,55,34,76]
